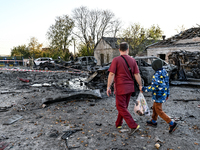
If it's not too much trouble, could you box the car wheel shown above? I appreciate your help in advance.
[141,77,145,86]
[140,76,147,86]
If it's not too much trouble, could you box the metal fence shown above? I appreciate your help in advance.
[0,57,27,67]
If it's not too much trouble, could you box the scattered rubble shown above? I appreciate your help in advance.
[85,65,110,91]
[155,143,161,149]
[0,141,9,150]
[61,129,82,149]
[38,56,97,71]
[168,50,200,78]
[0,107,10,112]
[168,50,200,86]
[3,114,23,125]
[0,64,200,149]
[173,98,200,102]
[18,77,31,83]
[42,89,102,104]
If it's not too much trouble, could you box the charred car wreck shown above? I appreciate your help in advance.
[33,52,200,88]
[134,56,177,85]
[38,56,97,71]
[85,56,178,91]
[168,50,200,86]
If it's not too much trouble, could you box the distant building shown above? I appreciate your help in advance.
[94,37,157,65]
[94,37,136,65]
[145,27,200,62]
[94,37,119,65]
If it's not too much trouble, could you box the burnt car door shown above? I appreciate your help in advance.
[87,56,97,66]
[81,57,87,66]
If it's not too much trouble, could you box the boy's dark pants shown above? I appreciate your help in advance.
[152,102,171,123]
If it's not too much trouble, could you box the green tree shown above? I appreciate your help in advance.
[28,37,43,58]
[46,15,74,59]
[77,43,93,56]
[11,45,30,58]
[63,49,70,61]
[41,48,51,58]
[42,52,46,57]
[119,23,163,56]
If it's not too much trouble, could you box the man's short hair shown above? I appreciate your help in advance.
[120,42,129,51]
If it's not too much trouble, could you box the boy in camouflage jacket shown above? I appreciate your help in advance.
[142,59,178,133]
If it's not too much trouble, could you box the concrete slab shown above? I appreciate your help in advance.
[3,114,23,125]
[42,89,102,104]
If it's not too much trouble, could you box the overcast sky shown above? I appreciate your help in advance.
[0,0,199,55]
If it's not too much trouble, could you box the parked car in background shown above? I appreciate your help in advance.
[34,57,54,66]
[27,57,54,66]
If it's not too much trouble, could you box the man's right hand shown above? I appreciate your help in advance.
[106,72,115,97]
[107,88,111,97]
[139,85,143,93]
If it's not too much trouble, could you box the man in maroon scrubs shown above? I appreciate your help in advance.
[107,42,142,135]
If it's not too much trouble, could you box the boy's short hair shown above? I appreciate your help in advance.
[120,42,129,51]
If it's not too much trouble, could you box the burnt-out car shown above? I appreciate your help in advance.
[85,56,177,90]
[134,56,177,85]
[68,56,98,70]
[74,56,97,66]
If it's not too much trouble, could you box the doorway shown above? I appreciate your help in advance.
[159,54,166,60]
[100,54,104,65]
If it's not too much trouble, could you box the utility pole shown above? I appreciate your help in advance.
[74,39,76,54]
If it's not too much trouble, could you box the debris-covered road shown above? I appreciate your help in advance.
[0,68,200,150]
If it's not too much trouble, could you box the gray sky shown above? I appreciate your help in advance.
[0,0,199,55]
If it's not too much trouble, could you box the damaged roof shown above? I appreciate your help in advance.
[102,37,121,49]
[147,27,200,48]
[99,37,134,49]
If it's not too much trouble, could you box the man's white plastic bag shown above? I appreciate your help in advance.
[134,92,150,116]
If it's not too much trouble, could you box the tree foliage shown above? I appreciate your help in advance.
[28,37,43,58]
[72,6,121,55]
[77,44,93,56]
[119,23,163,56]
[10,10,164,61]
[46,15,74,60]
[11,37,43,58]
[11,45,30,58]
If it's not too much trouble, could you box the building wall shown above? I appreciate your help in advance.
[147,45,200,62]
[94,39,120,65]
